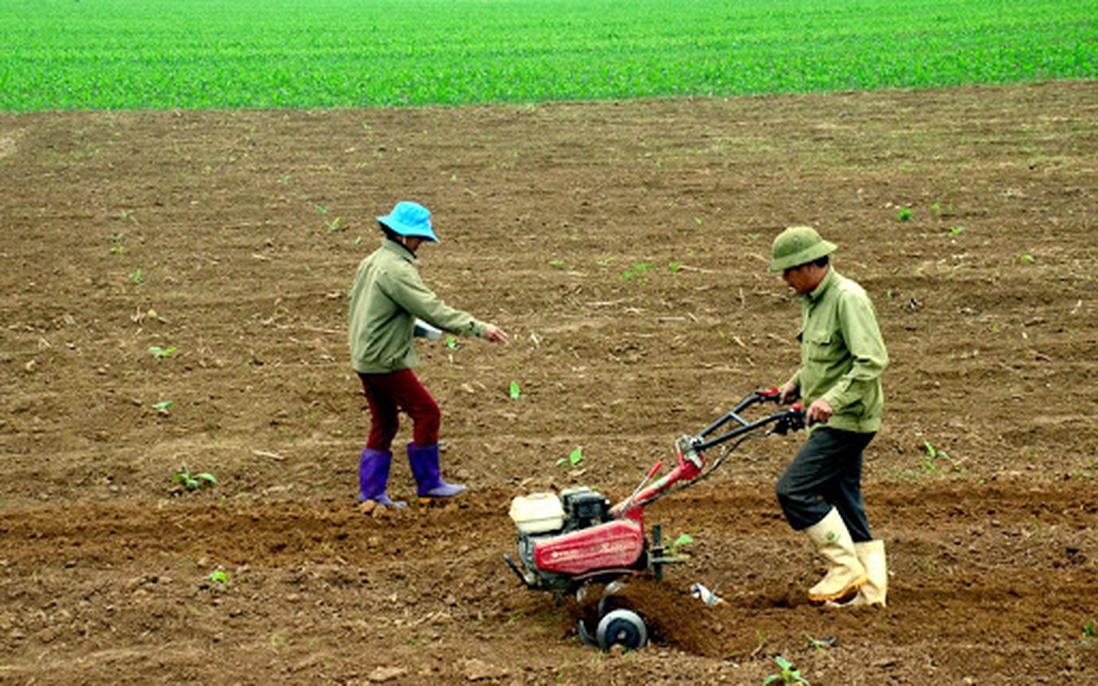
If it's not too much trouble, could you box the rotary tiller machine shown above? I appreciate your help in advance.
[504,388,805,651]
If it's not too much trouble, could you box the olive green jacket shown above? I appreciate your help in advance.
[787,268,889,433]
[348,239,487,374]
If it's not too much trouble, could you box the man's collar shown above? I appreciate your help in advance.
[803,266,834,302]
[381,237,418,262]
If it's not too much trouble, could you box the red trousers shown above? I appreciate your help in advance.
[357,369,440,451]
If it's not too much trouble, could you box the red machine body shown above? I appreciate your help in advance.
[533,518,645,576]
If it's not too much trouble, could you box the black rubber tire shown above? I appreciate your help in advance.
[596,609,647,651]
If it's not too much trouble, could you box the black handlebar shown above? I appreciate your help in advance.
[689,388,805,453]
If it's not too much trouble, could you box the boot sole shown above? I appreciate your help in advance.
[808,576,868,605]
[416,495,464,506]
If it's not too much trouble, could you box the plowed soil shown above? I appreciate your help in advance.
[2,82,1096,685]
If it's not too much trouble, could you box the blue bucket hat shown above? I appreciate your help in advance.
[377,201,439,242]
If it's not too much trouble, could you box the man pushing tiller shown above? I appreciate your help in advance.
[769,226,890,607]
[348,201,508,508]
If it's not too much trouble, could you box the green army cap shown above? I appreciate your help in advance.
[769,226,837,272]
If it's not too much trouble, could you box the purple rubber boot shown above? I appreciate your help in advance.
[358,448,406,507]
[407,443,466,498]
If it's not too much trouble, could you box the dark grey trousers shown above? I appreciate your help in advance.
[775,427,876,541]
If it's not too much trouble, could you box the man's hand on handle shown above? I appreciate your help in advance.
[780,382,832,425]
[779,382,800,405]
[805,398,834,425]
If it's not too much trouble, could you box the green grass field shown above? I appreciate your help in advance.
[2,0,1095,111]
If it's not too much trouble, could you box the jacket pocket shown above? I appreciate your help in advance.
[803,330,838,362]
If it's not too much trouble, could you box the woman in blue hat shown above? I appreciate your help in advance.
[348,201,509,507]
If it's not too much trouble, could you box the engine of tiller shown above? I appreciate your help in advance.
[505,487,661,591]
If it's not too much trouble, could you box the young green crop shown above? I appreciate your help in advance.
[764,656,811,686]
[556,447,584,468]
[172,464,218,492]
[1,0,1094,112]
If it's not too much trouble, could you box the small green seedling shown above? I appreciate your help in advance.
[763,656,811,686]
[208,569,230,586]
[173,464,218,492]
[148,345,177,360]
[326,216,342,232]
[556,447,583,467]
[1083,620,1097,638]
[152,400,174,415]
[896,207,912,221]
[923,441,963,473]
[129,268,144,284]
[669,533,694,557]
[620,262,655,282]
[109,234,125,254]
[509,381,521,400]
[925,442,946,459]
[948,226,966,235]
[445,335,460,350]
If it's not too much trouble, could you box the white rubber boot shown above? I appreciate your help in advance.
[853,540,888,606]
[804,508,867,604]
[826,540,888,608]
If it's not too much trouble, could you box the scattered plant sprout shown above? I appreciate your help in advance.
[949,226,966,235]
[620,262,655,282]
[173,464,218,492]
[509,380,521,400]
[445,335,461,350]
[556,447,583,467]
[326,216,342,232]
[1084,620,1098,638]
[208,569,230,585]
[925,442,946,460]
[129,268,144,284]
[923,442,964,473]
[764,656,811,686]
[1017,253,1036,264]
[755,629,770,651]
[669,533,694,557]
[148,345,177,360]
[896,207,912,221]
[549,259,566,269]
[152,400,174,415]
[109,234,125,254]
